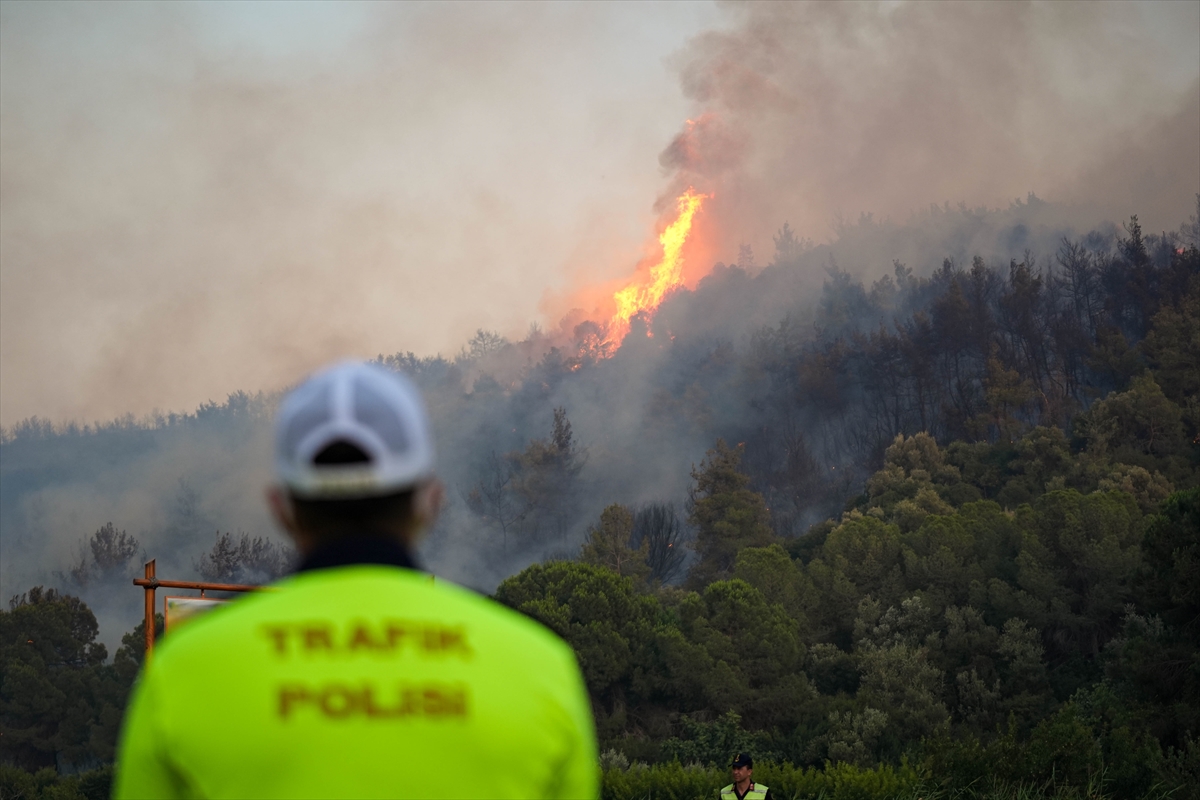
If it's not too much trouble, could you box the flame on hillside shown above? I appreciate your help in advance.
[603,187,709,347]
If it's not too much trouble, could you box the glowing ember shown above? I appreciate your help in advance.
[605,188,707,345]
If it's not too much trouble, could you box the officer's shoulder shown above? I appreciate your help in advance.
[430,576,573,654]
[151,567,572,664]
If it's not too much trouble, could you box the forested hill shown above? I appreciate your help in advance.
[1,204,1198,796]
[1,204,1198,624]
[490,215,1200,796]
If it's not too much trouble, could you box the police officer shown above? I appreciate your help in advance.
[114,361,599,799]
[720,753,772,800]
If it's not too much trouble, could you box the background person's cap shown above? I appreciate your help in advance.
[274,361,435,498]
[731,753,753,768]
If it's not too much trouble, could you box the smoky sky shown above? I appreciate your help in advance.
[652,1,1200,268]
[2,1,1198,427]
[0,1,717,425]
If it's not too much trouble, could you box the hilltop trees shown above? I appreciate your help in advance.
[494,562,658,742]
[739,227,1198,536]
[687,441,774,586]
[3,207,1198,796]
[633,504,687,584]
[580,505,649,583]
[496,388,1195,796]
[193,532,293,584]
[65,523,141,587]
[467,407,585,556]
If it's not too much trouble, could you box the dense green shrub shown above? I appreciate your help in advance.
[601,760,921,800]
[0,764,110,800]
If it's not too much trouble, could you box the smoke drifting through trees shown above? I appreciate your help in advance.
[192,533,293,585]
[2,2,1197,656]
[3,3,1197,428]
[3,198,1197,656]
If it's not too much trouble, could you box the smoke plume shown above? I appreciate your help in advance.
[2,1,1198,654]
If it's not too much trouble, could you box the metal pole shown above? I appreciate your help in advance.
[133,565,268,664]
[143,559,156,664]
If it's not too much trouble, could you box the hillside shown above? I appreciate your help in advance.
[2,203,1198,797]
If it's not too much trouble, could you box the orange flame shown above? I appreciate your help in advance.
[606,187,707,345]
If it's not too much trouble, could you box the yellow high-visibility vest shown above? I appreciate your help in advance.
[721,782,769,800]
[114,565,598,799]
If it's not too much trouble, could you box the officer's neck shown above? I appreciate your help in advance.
[294,532,420,573]
[734,776,752,795]
[290,520,418,558]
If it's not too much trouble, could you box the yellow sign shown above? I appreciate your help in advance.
[164,596,226,632]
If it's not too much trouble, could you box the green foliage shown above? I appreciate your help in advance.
[128,341,1186,800]
[467,407,586,554]
[732,544,817,624]
[1012,490,1142,639]
[0,589,136,772]
[581,505,651,584]
[502,477,1199,795]
[114,613,163,669]
[5,215,1198,796]
[0,764,111,800]
[822,516,906,609]
[1077,374,1184,462]
[660,711,778,767]
[681,580,810,730]
[495,561,661,739]
[1139,280,1200,407]
[826,707,889,767]
[1139,487,1200,633]
[601,759,922,800]
[921,693,1200,799]
[688,441,775,585]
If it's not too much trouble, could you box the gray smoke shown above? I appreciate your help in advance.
[644,1,1199,270]
[1,1,1198,655]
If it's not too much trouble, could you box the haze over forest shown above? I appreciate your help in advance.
[2,0,1199,655]
[2,1,1198,426]
[4,5,1200,797]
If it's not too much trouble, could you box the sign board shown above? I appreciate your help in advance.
[164,596,226,632]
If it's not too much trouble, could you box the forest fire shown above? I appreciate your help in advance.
[603,187,708,347]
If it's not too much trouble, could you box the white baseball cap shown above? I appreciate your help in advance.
[274,361,436,498]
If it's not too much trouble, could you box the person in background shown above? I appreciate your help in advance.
[114,361,598,799]
[720,753,772,800]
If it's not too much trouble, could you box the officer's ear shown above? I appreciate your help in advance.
[412,479,444,535]
[269,486,324,555]
[267,485,299,536]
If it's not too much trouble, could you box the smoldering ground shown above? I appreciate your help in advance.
[1,1,1198,654]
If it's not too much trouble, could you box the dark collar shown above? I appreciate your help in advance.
[295,534,421,574]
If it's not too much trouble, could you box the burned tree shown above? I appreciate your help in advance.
[632,503,686,584]
[65,522,141,586]
[193,532,293,584]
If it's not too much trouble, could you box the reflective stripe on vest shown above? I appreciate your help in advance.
[720,783,768,800]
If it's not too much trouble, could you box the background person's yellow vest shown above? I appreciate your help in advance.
[720,782,769,800]
[114,566,598,799]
